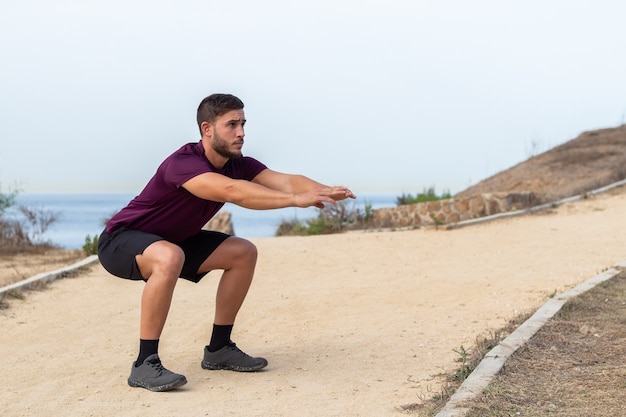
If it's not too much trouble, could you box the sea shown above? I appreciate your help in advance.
[11,193,397,249]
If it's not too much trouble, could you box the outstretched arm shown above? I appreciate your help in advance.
[252,169,356,208]
[182,170,354,210]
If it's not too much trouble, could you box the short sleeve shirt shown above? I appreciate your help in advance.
[106,141,267,241]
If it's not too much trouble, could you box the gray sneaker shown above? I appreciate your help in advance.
[127,354,187,392]
[201,343,268,372]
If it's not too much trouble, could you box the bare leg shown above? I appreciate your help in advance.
[198,237,267,372]
[127,241,188,391]
[197,237,258,325]
[135,241,185,339]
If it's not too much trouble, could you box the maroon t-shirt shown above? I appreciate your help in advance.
[106,141,267,241]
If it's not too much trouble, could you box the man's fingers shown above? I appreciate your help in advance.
[325,186,356,200]
[298,186,354,208]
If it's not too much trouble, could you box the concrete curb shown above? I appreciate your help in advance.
[0,255,99,302]
[435,265,625,417]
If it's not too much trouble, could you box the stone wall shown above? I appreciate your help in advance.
[201,192,539,236]
[372,192,539,229]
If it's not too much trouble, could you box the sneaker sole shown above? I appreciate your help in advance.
[127,375,188,392]
[200,359,268,372]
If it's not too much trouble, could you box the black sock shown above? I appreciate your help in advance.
[136,339,159,367]
[208,324,233,352]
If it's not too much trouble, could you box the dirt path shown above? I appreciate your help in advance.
[2,187,626,417]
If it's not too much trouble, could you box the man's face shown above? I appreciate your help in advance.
[210,109,246,159]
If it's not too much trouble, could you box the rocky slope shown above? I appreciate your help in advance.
[457,125,626,202]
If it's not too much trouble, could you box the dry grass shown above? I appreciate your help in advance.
[0,247,84,288]
[459,271,626,417]
[399,311,532,416]
[409,272,626,416]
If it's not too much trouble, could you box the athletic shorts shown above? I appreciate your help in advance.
[97,227,230,283]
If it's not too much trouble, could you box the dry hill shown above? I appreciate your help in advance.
[457,125,626,202]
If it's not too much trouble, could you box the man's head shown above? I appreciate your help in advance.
[197,94,245,133]
[198,94,247,163]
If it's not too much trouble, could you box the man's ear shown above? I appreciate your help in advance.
[201,121,213,138]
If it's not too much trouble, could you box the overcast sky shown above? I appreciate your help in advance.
[1,1,625,196]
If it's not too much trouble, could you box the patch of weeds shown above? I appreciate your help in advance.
[27,280,50,291]
[411,311,532,416]
[397,187,451,206]
[63,265,93,279]
[452,345,473,381]
[0,289,25,310]
[397,383,456,416]
[7,289,25,300]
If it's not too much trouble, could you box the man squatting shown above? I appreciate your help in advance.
[97,93,356,391]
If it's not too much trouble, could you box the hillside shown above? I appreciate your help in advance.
[457,125,626,202]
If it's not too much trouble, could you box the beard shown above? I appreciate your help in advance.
[211,131,243,159]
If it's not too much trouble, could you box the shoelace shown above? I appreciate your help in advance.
[226,344,245,357]
[147,360,165,375]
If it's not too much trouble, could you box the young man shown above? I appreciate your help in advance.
[98,93,355,392]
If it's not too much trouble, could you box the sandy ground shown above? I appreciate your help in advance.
[2,188,626,417]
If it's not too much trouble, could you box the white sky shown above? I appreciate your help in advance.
[1,0,625,195]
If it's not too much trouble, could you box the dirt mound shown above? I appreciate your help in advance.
[457,125,626,202]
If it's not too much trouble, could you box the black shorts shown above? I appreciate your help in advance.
[97,228,230,283]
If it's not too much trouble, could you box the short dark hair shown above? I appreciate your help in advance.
[197,94,245,133]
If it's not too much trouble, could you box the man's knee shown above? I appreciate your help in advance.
[138,241,185,279]
[233,238,257,263]
[219,237,257,268]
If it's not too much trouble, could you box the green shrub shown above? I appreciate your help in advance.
[82,234,99,256]
[276,201,373,236]
[0,183,18,216]
[396,187,451,206]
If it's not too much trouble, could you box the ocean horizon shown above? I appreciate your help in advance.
[12,192,398,250]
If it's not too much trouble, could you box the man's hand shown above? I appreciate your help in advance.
[327,186,356,202]
[295,186,356,209]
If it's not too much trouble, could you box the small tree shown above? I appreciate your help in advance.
[0,182,29,250]
[18,206,60,243]
[0,182,61,251]
[0,182,18,216]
